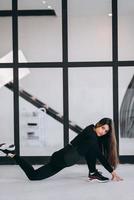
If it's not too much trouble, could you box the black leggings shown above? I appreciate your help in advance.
[14,144,80,181]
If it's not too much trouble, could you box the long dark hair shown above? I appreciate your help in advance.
[95,118,119,169]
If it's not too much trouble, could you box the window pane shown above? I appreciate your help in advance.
[18,0,60,13]
[69,67,113,141]
[0,0,11,10]
[19,68,63,156]
[119,67,134,155]
[18,1,62,62]
[0,68,14,157]
[0,18,13,62]
[68,0,112,61]
[18,15,62,62]
[118,0,134,60]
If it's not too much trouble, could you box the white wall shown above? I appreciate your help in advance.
[1,14,134,62]
[118,16,134,60]
[18,16,62,62]
[68,16,112,61]
[0,18,12,60]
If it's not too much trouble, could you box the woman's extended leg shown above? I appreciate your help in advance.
[13,144,81,181]
[13,154,65,181]
[0,143,80,181]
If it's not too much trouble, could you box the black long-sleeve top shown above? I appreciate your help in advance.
[70,124,113,173]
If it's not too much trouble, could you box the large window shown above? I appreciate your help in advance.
[18,0,62,62]
[0,68,14,157]
[118,0,134,60]
[69,67,113,141]
[19,68,63,156]
[119,67,134,155]
[0,0,134,163]
[68,0,112,61]
[0,18,13,62]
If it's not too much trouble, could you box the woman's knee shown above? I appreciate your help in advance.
[27,174,44,181]
[25,170,44,181]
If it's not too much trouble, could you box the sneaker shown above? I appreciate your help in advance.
[0,143,15,155]
[88,170,109,183]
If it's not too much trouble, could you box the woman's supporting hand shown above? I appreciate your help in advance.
[111,170,123,181]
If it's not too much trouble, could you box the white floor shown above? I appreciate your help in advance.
[0,164,133,200]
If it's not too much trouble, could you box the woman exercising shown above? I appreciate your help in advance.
[0,118,123,182]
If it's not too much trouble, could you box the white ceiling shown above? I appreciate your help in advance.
[0,0,134,16]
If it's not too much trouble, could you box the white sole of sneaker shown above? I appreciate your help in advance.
[88,178,109,183]
[0,144,15,151]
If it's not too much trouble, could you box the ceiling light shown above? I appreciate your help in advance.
[48,5,52,9]
[42,1,46,4]
[108,13,112,17]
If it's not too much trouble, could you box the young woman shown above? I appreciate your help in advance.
[0,118,123,182]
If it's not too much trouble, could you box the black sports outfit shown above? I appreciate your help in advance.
[1,125,113,181]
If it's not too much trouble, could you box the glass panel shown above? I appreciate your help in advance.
[0,18,12,62]
[19,68,63,156]
[68,0,112,61]
[119,67,134,155]
[18,15,62,62]
[0,68,14,157]
[69,67,113,141]
[18,0,62,62]
[118,0,134,60]
[18,0,60,14]
[0,0,11,10]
